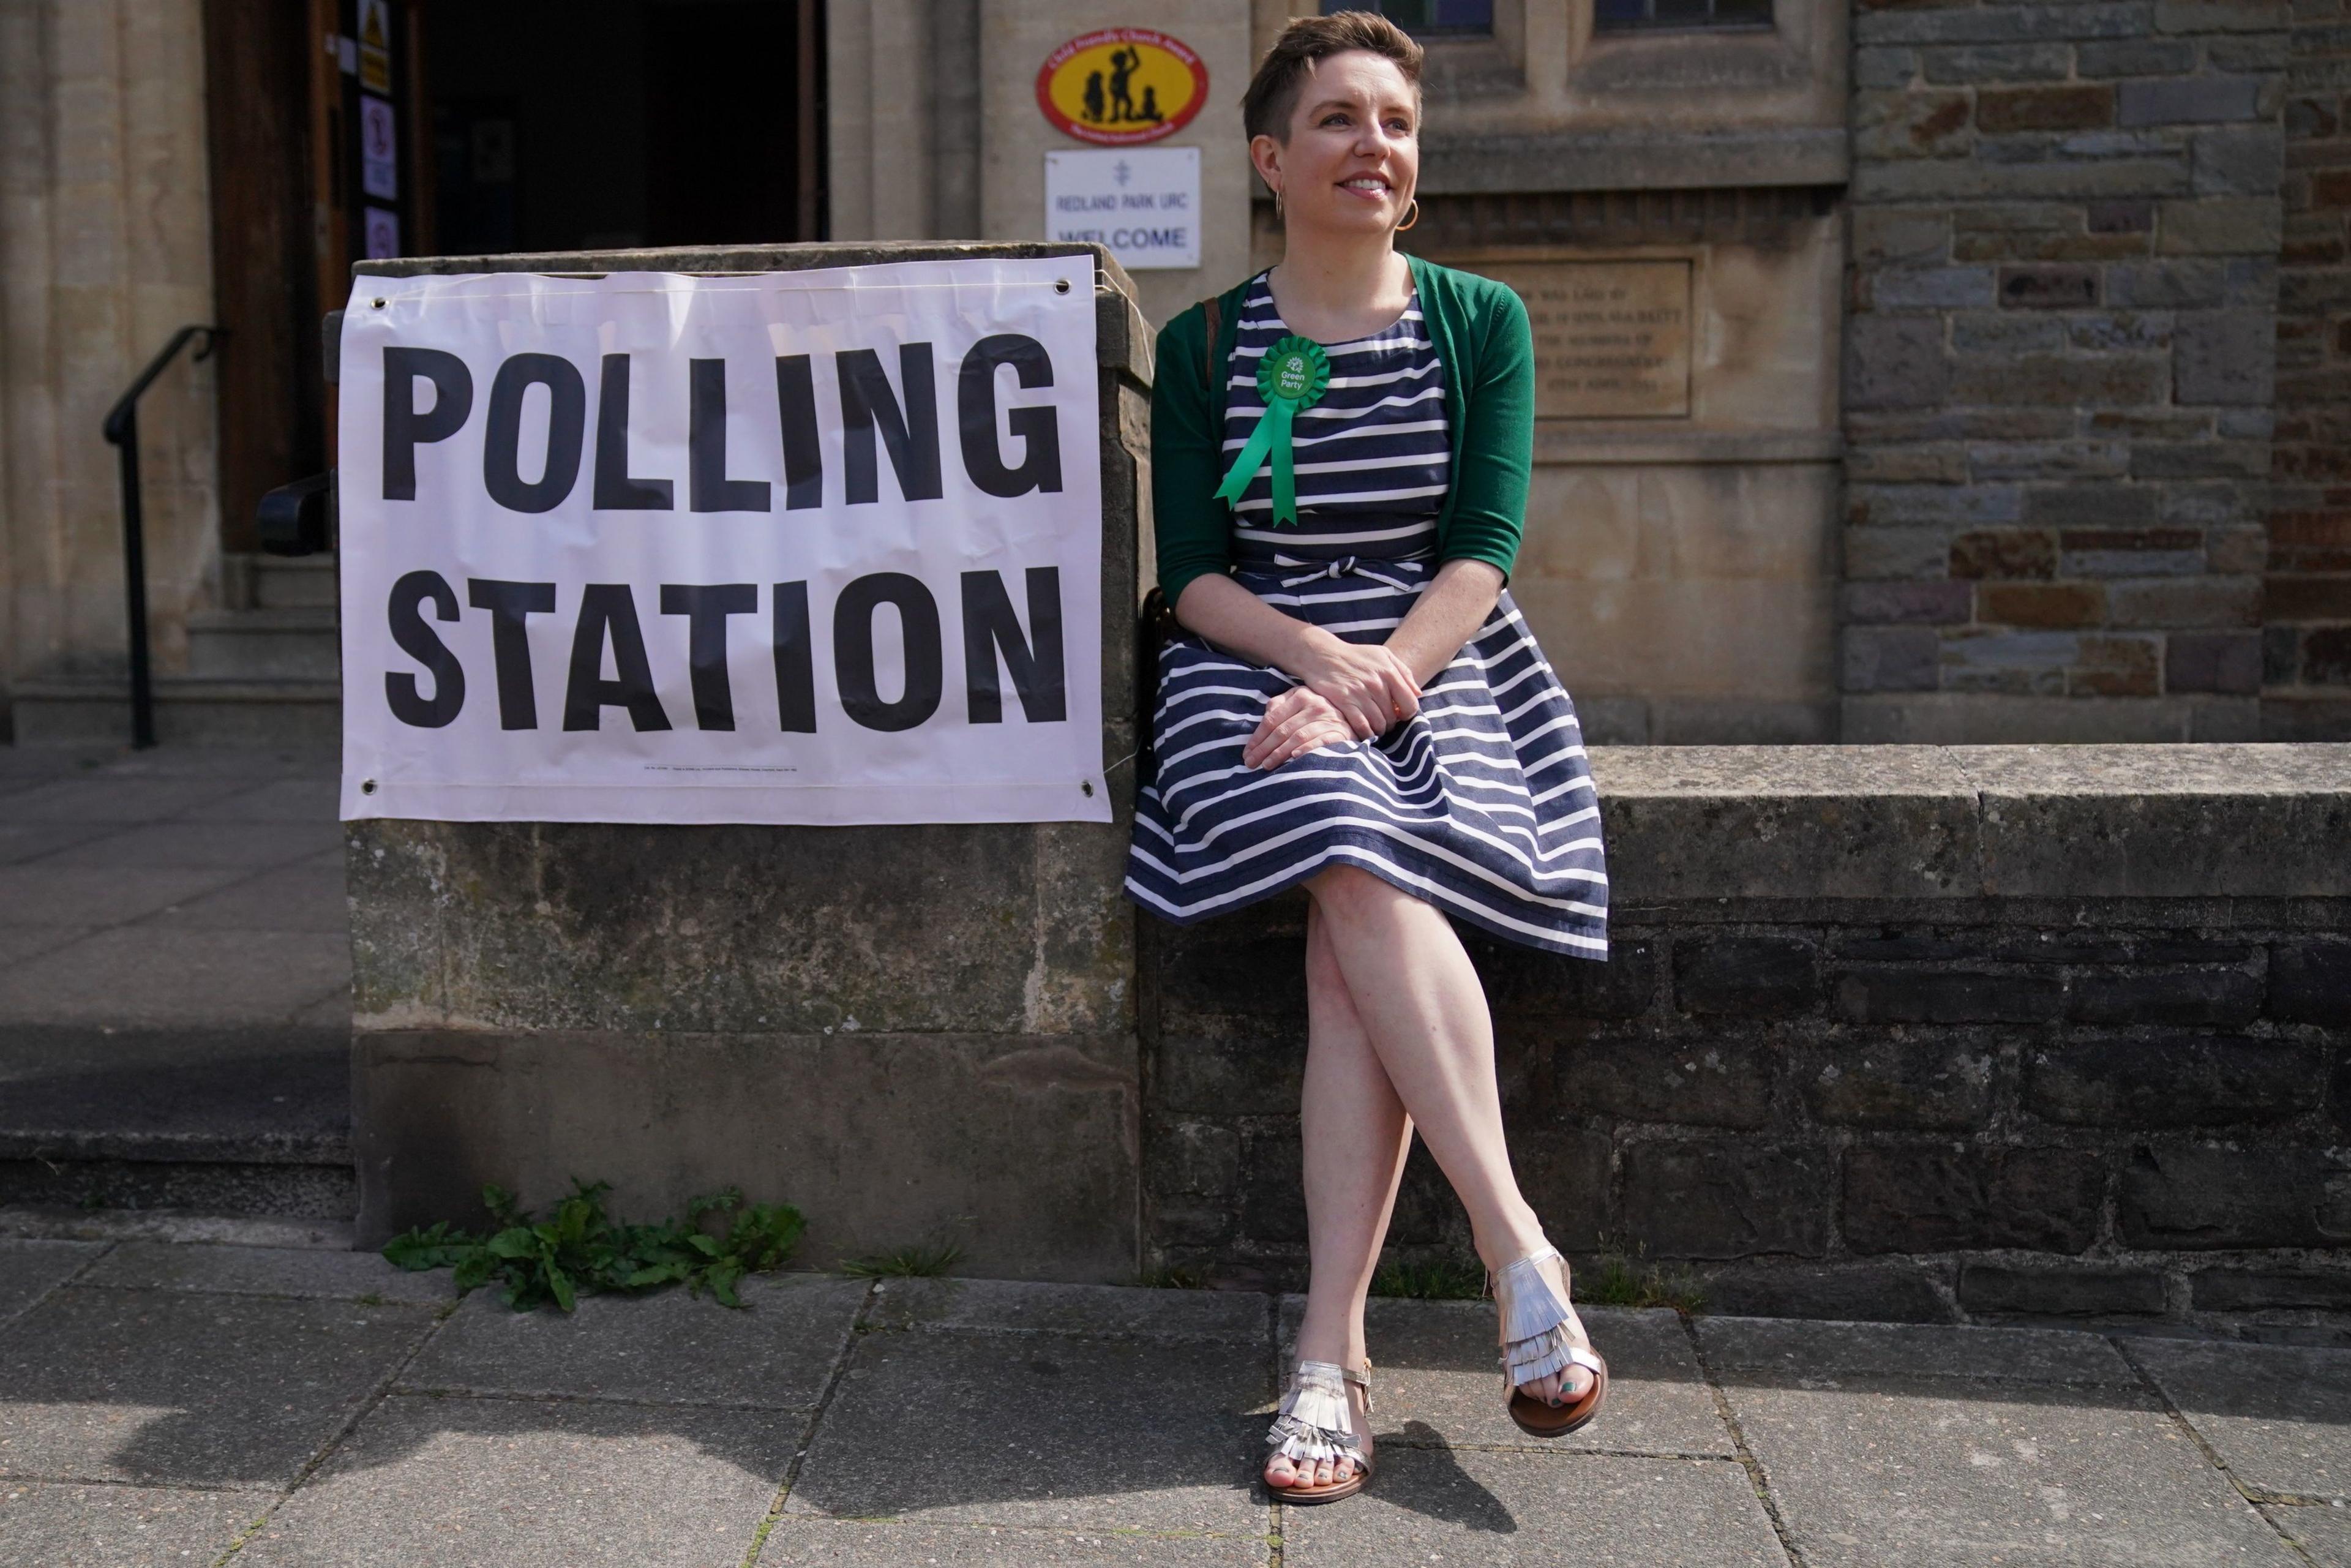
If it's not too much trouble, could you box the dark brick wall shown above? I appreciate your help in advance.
[1842,0,2289,742]
[1140,894,2351,1330]
[2270,0,2351,736]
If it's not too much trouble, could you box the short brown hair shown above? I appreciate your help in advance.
[1240,12,1425,145]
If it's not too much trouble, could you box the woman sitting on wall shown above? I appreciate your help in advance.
[1124,11,1611,1505]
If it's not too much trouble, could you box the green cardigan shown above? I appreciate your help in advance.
[1149,252,1536,607]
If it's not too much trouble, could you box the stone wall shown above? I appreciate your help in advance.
[344,242,1156,1282]
[0,0,219,713]
[2272,0,2351,737]
[1842,0,2289,744]
[1142,746,2351,1330]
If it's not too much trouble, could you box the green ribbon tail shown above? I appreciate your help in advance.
[1264,399,1299,525]
[1212,407,1283,508]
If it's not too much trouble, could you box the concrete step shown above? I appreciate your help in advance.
[12,675,340,747]
[253,553,339,610]
[0,1025,355,1222]
[187,606,340,680]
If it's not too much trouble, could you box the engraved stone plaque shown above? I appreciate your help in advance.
[1471,260,1693,419]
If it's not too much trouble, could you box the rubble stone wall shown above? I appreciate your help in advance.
[1142,745,2351,1330]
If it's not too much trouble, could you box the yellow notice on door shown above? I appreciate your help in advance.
[1035,29,1205,147]
[358,0,392,94]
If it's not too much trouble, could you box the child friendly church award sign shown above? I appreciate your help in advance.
[1038,29,1205,273]
[337,257,1108,826]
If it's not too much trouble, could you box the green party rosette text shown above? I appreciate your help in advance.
[1213,335,1332,527]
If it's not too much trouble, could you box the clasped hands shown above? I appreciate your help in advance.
[1241,638,1423,771]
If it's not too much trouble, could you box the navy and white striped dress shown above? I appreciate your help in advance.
[1124,274,1609,958]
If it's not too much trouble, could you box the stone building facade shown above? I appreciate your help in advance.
[0,0,2347,741]
[2276,0,2351,736]
[0,1,219,705]
[1842,0,2290,741]
[835,0,2349,743]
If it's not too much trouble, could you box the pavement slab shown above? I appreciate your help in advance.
[2129,1337,2351,1501]
[0,926,351,1026]
[751,1520,1267,1565]
[786,1326,1270,1534]
[179,776,342,823]
[138,857,348,932]
[0,823,110,868]
[1281,1297,1731,1458]
[0,776,257,825]
[1701,1318,2297,1567]
[230,1393,797,1568]
[402,1274,865,1408]
[0,1479,263,1568]
[869,1277,1267,1341]
[2266,1503,2351,1566]
[0,926,94,969]
[80,1242,456,1305]
[37,820,342,872]
[1701,1315,2142,1386]
[0,1239,102,1324]
[0,1287,435,1488]
[0,866,249,931]
[1282,1445,1786,1567]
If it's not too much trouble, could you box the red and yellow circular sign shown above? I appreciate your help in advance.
[1036,29,1207,146]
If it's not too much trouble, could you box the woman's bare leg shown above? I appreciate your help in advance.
[1304,863,1594,1406]
[1267,899,1411,1493]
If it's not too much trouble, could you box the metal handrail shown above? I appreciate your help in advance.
[101,324,219,748]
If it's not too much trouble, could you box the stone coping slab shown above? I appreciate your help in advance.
[2128,1337,2351,1501]
[1588,742,2351,901]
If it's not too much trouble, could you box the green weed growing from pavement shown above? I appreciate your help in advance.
[1583,1239,1704,1314]
[840,1240,964,1278]
[1371,1256,1488,1300]
[1140,1264,1208,1290]
[383,1180,804,1311]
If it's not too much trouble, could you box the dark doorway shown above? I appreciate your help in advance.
[422,0,825,257]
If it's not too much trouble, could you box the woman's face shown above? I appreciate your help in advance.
[1253,51,1420,238]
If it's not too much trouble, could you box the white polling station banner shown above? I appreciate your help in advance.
[337,257,1107,825]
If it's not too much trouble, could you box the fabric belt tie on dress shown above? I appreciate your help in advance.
[1276,555,1422,595]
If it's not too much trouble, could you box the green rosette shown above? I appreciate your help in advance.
[1212,335,1332,526]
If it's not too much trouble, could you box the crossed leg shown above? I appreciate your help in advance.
[1266,896,1412,1492]
[1267,863,1594,1494]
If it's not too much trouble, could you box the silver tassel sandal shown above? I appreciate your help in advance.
[1492,1245,1608,1438]
[1265,1359,1373,1504]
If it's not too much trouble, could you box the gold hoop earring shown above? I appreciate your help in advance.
[1396,198,1419,232]
[1273,187,1285,220]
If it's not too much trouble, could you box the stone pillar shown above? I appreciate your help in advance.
[1841,0,2286,743]
[0,0,219,708]
[2270,0,2351,739]
[344,242,1156,1284]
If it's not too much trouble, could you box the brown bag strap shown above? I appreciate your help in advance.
[1201,296,1221,388]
